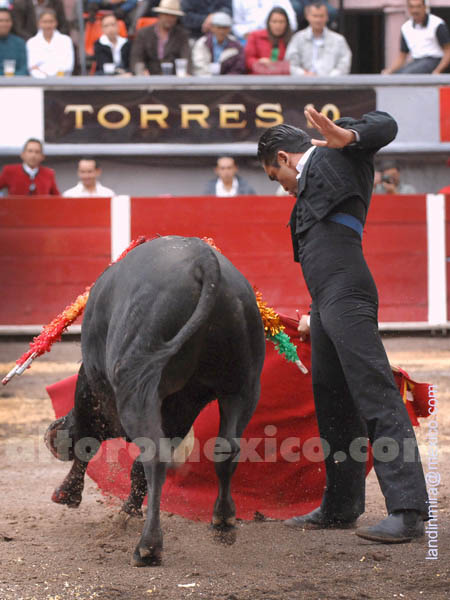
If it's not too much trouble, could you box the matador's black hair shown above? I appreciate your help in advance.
[257,124,311,166]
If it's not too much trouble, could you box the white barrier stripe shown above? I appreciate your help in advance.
[111,195,131,261]
[426,194,447,326]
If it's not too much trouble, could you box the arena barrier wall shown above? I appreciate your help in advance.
[0,194,448,332]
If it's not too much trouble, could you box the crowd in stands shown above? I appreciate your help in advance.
[0,138,259,196]
[0,138,117,196]
[2,136,450,198]
[3,137,449,198]
[1,0,449,77]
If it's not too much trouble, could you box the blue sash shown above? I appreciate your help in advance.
[327,212,363,239]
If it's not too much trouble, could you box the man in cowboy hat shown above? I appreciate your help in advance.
[130,0,191,75]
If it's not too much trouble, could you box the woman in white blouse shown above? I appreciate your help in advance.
[26,8,74,78]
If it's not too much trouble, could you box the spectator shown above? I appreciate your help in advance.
[245,7,292,74]
[63,158,115,196]
[232,0,297,43]
[94,13,131,74]
[290,0,338,31]
[9,0,69,40]
[0,8,28,74]
[374,160,416,194]
[26,8,74,77]
[383,0,450,75]
[87,0,138,30]
[130,0,190,75]
[0,138,60,195]
[180,0,232,42]
[204,156,256,196]
[285,1,351,76]
[192,11,244,75]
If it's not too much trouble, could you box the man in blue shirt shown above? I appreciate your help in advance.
[0,8,28,75]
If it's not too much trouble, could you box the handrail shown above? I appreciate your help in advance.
[1,73,450,89]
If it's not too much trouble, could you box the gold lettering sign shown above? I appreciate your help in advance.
[218,104,247,129]
[255,103,283,128]
[180,104,210,129]
[139,104,169,129]
[321,103,340,121]
[304,103,315,128]
[97,104,131,129]
[64,105,94,129]
[58,97,353,138]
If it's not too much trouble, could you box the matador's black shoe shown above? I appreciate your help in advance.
[284,507,358,530]
[356,510,424,544]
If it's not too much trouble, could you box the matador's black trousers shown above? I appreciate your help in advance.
[298,220,429,520]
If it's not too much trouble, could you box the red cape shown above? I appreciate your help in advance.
[47,315,430,522]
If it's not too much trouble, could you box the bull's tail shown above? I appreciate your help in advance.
[112,240,221,406]
[161,240,221,357]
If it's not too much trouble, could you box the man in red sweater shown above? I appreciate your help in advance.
[0,138,60,195]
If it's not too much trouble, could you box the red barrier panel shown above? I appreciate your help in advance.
[0,194,430,326]
[131,194,429,323]
[364,194,428,322]
[0,197,110,325]
[131,196,310,318]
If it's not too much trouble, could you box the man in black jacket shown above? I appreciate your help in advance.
[257,107,429,544]
[204,156,255,196]
[130,0,190,75]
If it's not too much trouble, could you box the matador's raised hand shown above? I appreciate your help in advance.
[304,106,356,149]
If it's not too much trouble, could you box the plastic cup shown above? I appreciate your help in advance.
[209,62,221,76]
[3,59,16,76]
[103,62,116,75]
[161,62,174,75]
[175,58,188,77]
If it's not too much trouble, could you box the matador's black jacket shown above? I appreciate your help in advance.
[289,110,397,261]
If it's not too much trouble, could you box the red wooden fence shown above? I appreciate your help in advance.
[0,194,446,328]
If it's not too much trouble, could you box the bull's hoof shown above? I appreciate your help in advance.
[210,514,237,545]
[51,486,82,508]
[210,524,237,546]
[132,545,162,567]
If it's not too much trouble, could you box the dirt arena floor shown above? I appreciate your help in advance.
[0,335,449,600]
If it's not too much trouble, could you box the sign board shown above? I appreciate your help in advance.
[44,88,376,144]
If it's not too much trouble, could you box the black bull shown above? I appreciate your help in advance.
[45,236,266,566]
